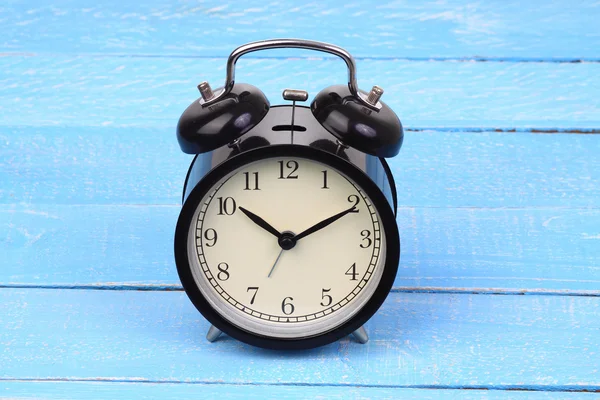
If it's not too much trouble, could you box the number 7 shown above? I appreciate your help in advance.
[247,287,259,304]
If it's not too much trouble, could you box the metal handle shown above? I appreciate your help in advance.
[201,39,380,110]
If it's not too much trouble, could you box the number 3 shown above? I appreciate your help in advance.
[360,230,372,248]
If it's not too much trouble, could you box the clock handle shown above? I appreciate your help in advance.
[200,38,380,111]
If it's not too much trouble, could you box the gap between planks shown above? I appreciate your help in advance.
[2,124,598,134]
[4,126,598,134]
[0,378,598,394]
[2,52,600,64]
[4,204,600,210]
[406,127,600,134]
[2,284,599,297]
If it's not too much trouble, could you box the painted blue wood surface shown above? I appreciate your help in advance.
[1,289,599,391]
[2,0,599,397]
[3,205,600,293]
[1,57,599,130]
[2,128,598,208]
[2,382,598,400]
[2,0,600,60]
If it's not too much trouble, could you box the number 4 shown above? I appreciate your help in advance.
[345,263,358,281]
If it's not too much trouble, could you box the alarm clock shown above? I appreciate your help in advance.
[174,39,403,350]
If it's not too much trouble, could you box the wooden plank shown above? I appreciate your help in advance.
[0,127,187,205]
[1,0,599,60]
[1,56,599,130]
[1,382,597,400]
[2,127,599,208]
[1,289,599,390]
[2,205,599,292]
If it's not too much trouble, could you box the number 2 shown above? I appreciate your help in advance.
[347,195,360,213]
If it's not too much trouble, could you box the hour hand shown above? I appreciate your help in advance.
[239,206,282,238]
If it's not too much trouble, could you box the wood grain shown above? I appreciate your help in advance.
[1,56,599,130]
[2,2,599,397]
[2,205,599,292]
[1,289,599,391]
[2,127,598,208]
[1,381,597,400]
[2,0,599,60]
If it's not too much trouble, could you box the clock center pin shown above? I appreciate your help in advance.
[278,231,297,250]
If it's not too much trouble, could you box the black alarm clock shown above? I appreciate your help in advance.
[174,39,403,350]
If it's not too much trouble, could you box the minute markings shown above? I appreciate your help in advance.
[196,224,380,323]
[195,159,382,322]
[196,230,379,321]
[197,233,379,319]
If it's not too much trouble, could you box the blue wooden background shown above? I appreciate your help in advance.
[1,1,600,398]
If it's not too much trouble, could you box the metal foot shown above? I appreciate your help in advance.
[206,325,222,343]
[351,326,369,344]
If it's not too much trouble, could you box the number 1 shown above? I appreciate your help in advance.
[321,170,329,189]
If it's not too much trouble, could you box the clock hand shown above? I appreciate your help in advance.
[239,206,282,238]
[293,206,357,242]
[267,248,285,278]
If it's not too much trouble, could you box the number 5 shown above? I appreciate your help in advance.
[320,288,332,307]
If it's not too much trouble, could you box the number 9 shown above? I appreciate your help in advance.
[203,228,218,247]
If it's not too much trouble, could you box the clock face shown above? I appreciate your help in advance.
[176,145,399,348]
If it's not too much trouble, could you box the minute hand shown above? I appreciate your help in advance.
[293,206,357,241]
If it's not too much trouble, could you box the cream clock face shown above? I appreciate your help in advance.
[186,155,387,339]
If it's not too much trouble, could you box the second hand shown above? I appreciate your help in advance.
[268,248,285,278]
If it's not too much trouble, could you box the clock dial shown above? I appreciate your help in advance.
[186,155,387,338]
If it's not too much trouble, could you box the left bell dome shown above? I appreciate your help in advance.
[176,83,270,154]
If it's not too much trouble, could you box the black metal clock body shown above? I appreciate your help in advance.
[173,39,403,350]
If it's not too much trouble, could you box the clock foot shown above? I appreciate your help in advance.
[206,325,223,342]
[351,326,369,344]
